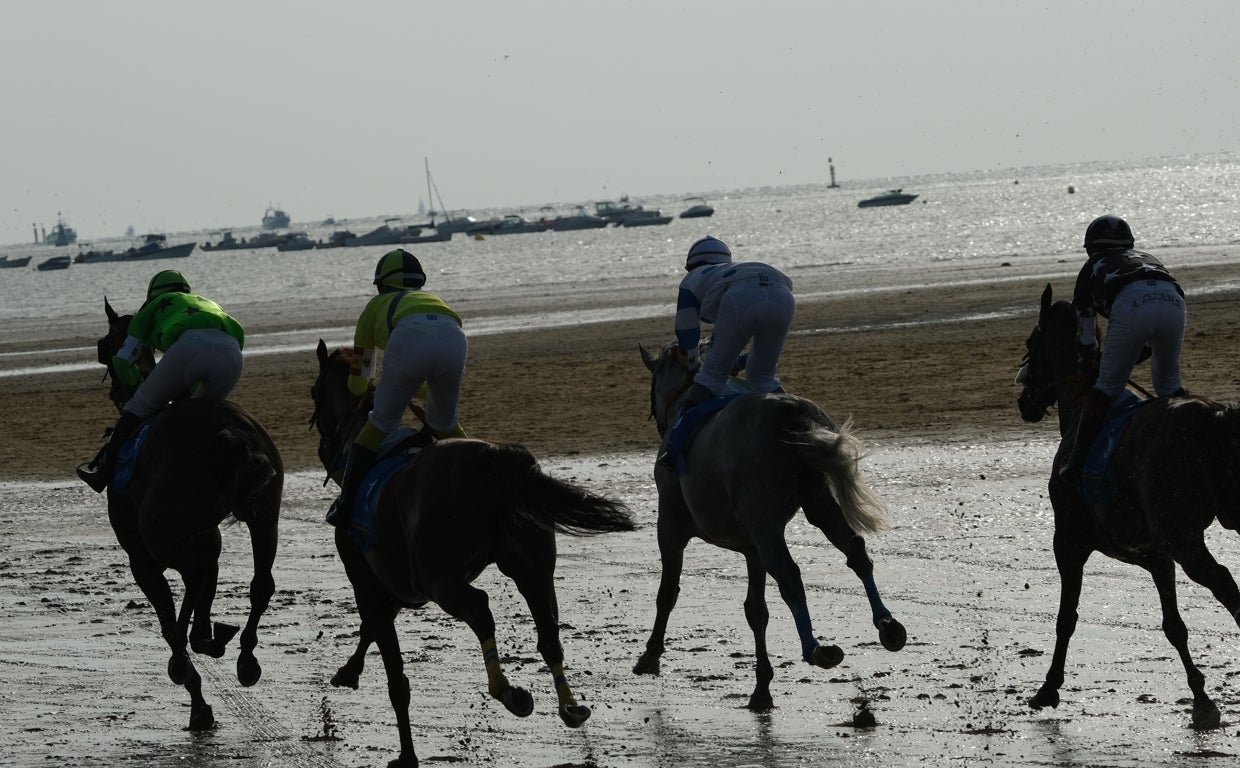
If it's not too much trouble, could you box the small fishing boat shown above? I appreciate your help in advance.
[0,255,32,268]
[678,196,715,218]
[857,189,918,208]
[37,255,72,271]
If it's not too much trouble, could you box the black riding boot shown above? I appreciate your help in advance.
[326,445,378,528]
[1058,390,1110,481]
[77,411,142,493]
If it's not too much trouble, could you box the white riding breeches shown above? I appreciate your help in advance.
[1096,279,1186,398]
[369,314,468,435]
[695,279,796,394]
[124,329,244,418]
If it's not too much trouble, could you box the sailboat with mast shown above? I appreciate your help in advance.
[418,158,477,238]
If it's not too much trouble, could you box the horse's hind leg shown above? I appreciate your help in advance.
[802,487,905,651]
[1173,539,1240,627]
[236,517,278,687]
[498,536,590,728]
[742,552,775,710]
[435,581,534,718]
[633,505,692,676]
[1146,555,1220,730]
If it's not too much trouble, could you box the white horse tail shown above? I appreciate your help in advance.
[796,418,890,535]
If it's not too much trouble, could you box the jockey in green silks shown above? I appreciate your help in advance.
[77,269,246,493]
[327,248,469,530]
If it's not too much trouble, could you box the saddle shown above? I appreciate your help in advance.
[349,427,430,549]
[665,393,744,476]
[1080,390,1150,507]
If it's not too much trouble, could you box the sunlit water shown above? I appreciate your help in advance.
[3,152,1238,342]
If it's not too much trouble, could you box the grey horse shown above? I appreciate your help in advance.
[636,342,906,709]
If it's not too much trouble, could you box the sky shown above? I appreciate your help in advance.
[2,0,1238,245]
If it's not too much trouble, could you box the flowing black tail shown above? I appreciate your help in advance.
[487,443,635,535]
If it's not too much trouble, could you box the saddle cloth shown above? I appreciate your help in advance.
[667,394,744,476]
[349,427,426,549]
[111,424,152,494]
[1081,390,1148,507]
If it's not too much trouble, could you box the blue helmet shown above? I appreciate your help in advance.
[1083,215,1134,253]
[373,249,426,291]
[685,235,732,271]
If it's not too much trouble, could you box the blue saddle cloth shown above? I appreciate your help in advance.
[348,454,414,550]
[111,424,152,495]
[1080,390,1148,507]
[665,393,744,475]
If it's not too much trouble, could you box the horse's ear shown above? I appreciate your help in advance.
[316,339,329,366]
[639,343,657,372]
[1039,283,1053,320]
[105,296,118,322]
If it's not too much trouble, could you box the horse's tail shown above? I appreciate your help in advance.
[493,444,636,536]
[790,415,889,535]
[215,427,280,525]
[1219,405,1240,531]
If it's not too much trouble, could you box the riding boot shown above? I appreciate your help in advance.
[656,384,716,470]
[1058,390,1111,481]
[77,411,142,493]
[326,445,378,528]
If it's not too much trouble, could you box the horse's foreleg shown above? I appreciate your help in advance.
[355,594,416,767]
[633,520,689,676]
[805,490,905,650]
[237,519,278,687]
[742,553,774,710]
[332,623,375,690]
[437,582,533,718]
[1031,540,1089,711]
[1147,556,1221,730]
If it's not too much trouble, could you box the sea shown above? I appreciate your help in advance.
[3,151,1239,376]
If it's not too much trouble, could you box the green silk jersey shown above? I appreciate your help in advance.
[128,292,246,352]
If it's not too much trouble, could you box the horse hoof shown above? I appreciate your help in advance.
[1192,702,1222,731]
[877,616,907,652]
[560,703,591,728]
[747,691,774,711]
[807,644,844,669]
[168,653,191,685]
[237,652,262,687]
[1029,687,1060,710]
[188,703,215,732]
[633,652,660,676]
[331,668,361,690]
[500,686,534,718]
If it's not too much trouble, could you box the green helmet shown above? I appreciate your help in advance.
[146,269,191,302]
[373,249,426,291]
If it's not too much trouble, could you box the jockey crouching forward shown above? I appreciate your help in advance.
[77,270,246,492]
[327,248,468,530]
[656,235,796,470]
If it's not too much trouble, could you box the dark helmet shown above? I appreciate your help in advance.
[685,235,732,271]
[1083,215,1134,252]
[146,269,190,302]
[373,248,426,291]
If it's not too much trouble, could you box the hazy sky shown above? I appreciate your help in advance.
[3,1,1237,245]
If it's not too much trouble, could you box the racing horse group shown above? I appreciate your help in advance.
[83,284,1240,766]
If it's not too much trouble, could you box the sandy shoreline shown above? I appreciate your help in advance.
[2,257,1239,483]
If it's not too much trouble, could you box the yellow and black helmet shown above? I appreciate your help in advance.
[146,269,191,302]
[373,248,426,291]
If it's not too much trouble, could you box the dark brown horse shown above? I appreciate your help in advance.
[1017,283,1240,729]
[310,340,635,768]
[638,342,906,710]
[92,299,283,731]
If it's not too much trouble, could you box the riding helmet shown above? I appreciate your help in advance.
[146,269,191,302]
[1083,215,1134,252]
[373,248,426,291]
[685,235,732,271]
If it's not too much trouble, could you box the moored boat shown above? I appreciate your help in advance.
[542,205,608,231]
[0,255,33,268]
[262,206,291,230]
[678,196,715,218]
[37,254,72,271]
[46,215,78,246]
[275,232,316,251]
[619,209,673,227]
[120,234,197,260]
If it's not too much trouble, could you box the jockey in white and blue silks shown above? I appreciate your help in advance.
[657,236,796,470]
[674,235,796,404]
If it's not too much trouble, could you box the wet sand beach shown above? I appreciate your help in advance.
[2,253,1240,766]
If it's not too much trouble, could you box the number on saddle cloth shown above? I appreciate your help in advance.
[1081,390,1148,507]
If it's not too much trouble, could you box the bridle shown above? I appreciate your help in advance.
[308,374,370,485]
[649,354,696,436]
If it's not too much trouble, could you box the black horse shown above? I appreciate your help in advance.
[92,299,283,730]
[310,340,635,768]
[1017,283,1240,729]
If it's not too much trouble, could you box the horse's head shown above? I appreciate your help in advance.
[97,298,155,413]
[640,341,698,437]
[1016,284,1093,423]
[310,339,371,483]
